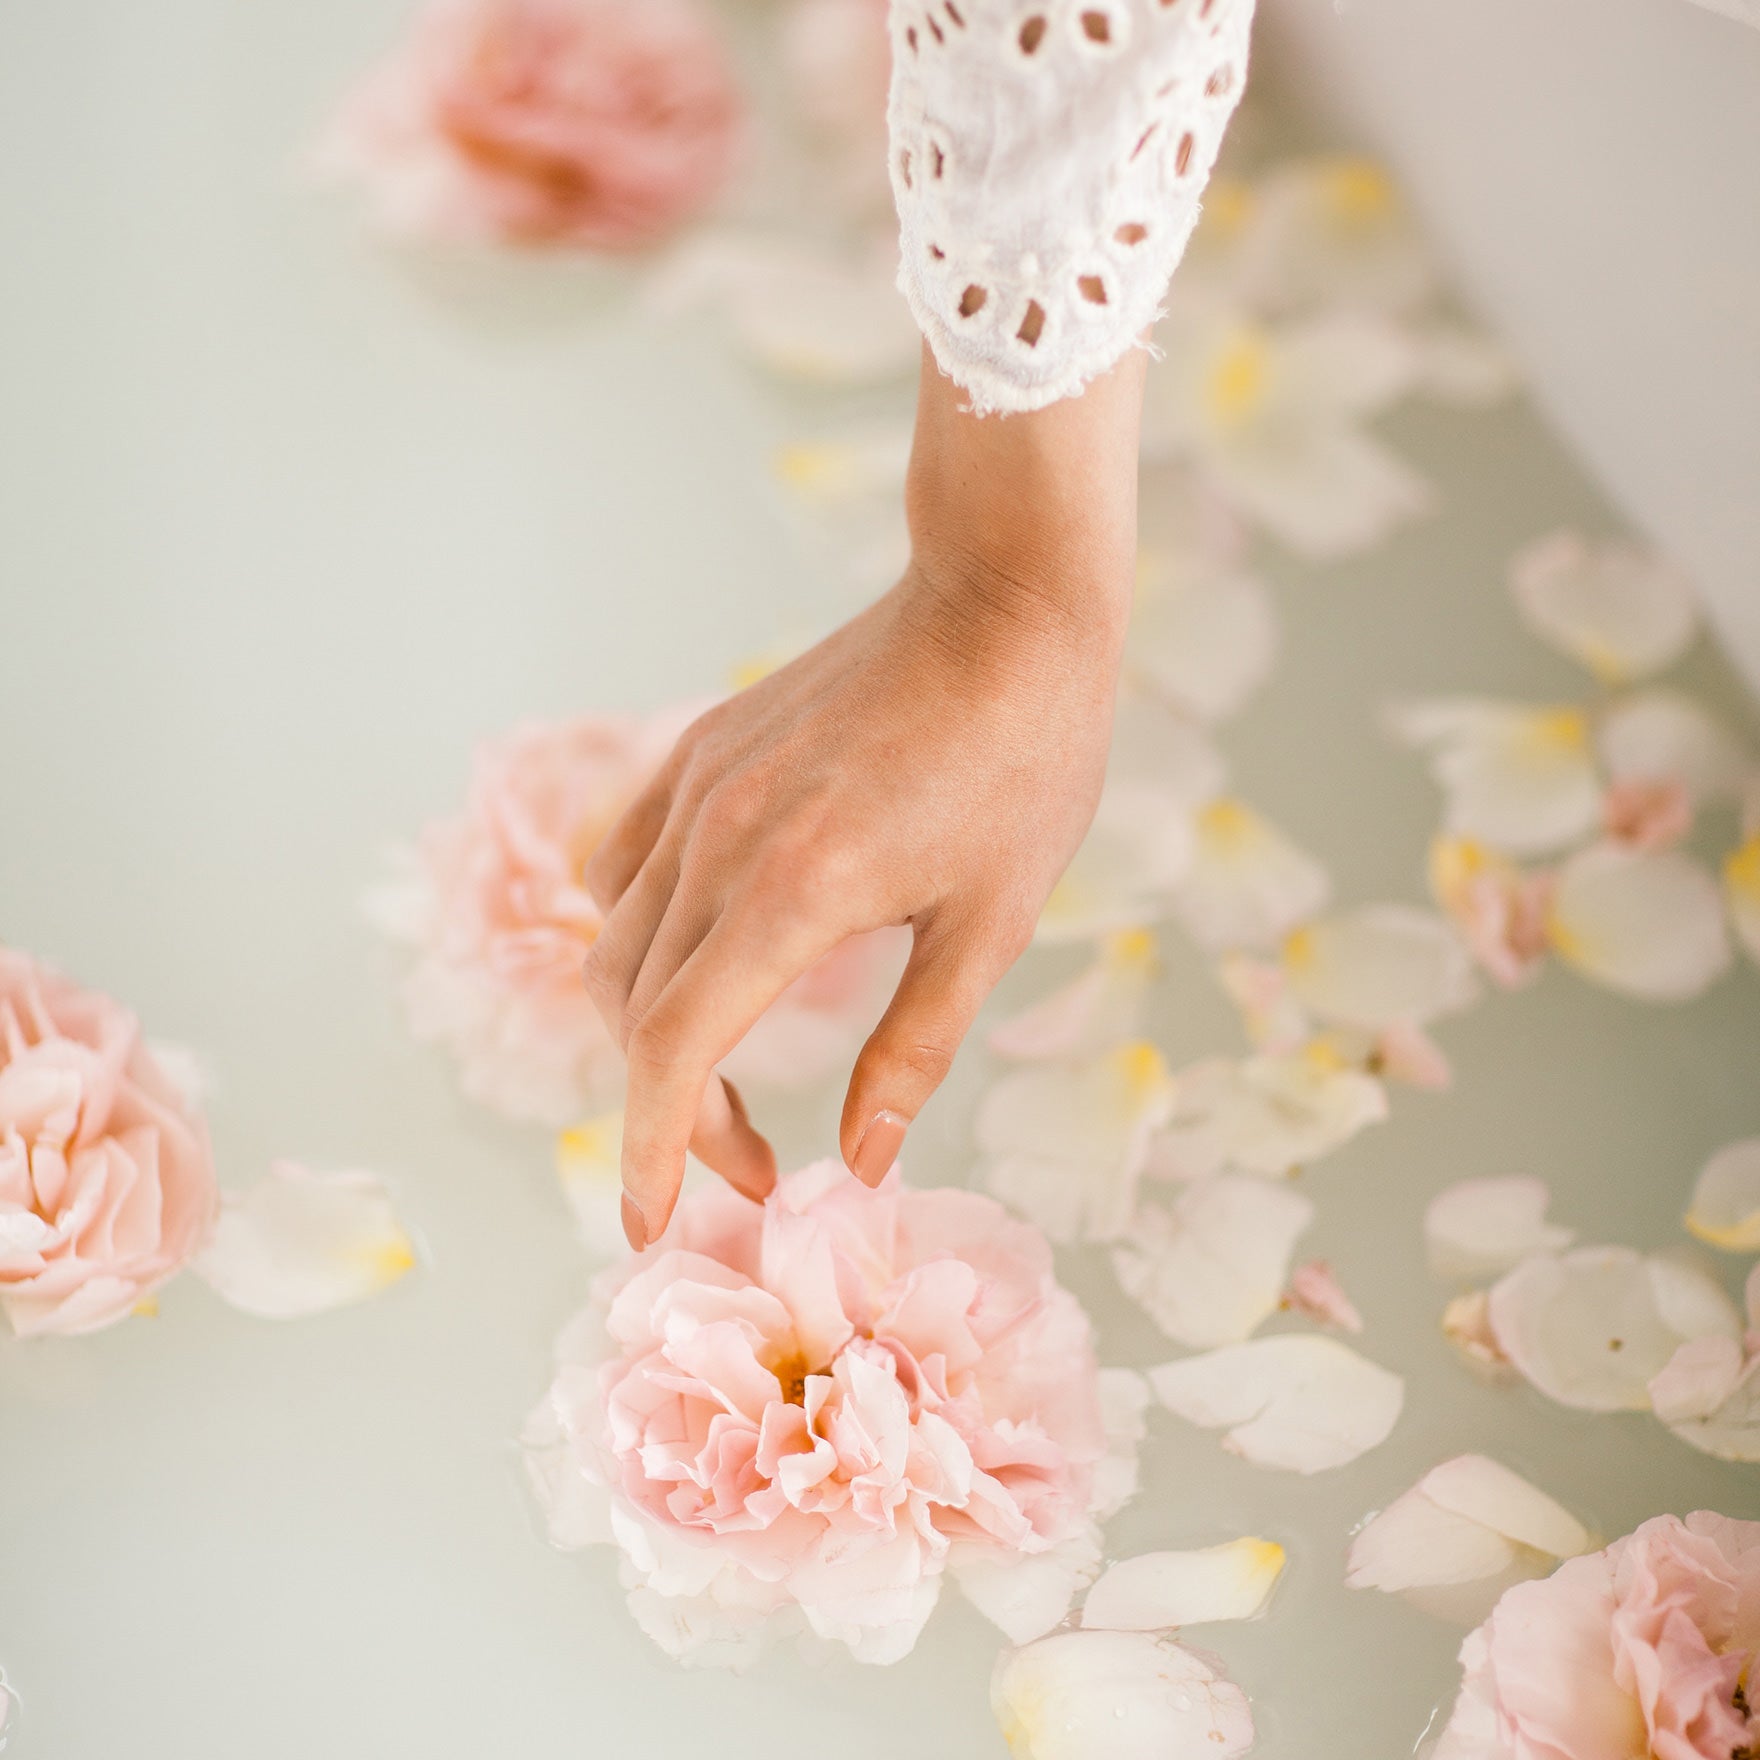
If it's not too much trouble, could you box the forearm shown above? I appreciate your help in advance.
[904,341,1145,652]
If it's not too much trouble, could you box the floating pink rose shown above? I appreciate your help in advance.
[1433,1510,1760,1760]
[372,710,902,1124]
[0,950,218,1337]
[524,1164,1128,1666]
[320,0,743,251]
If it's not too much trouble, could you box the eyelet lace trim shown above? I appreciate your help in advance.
[889,0,1256,414]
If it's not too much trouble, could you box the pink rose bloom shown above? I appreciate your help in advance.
[524,1164,1121,1666]
[320,0,743,251]
[0,950,218,1337]
[1434,1511,1760,1760]
[373,711,902,1124]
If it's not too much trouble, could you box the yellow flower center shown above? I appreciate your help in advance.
[1205,327,1272,428]
[1102,927,1158,974]
[1197,796,1257,852]
[1725,833,1760,904]
[773,442,849,494]
[1112,1040,1170,1106]
[1282,924,1317,972]
[1321,157,1396,227]
[1522,708,1591,755]
[1201,176,1255,241]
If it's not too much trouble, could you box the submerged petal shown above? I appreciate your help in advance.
[1113,1177,1314,1348]
[1425,1177,1575,1281]
[1081,1538,1286,1630]
[1487,1246,1741,1412]
[955,1531,1103,1645]
[1347,1454,1589,1592]
[1509,530,1698,683]
[991,1629,1254,1760]
[1546,844,1732,1001]
[1685,1139,1760,1252]
[1150,1335,1404,1472]
[191,1161,416,1318]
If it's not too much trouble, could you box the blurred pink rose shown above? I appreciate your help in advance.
[321,0,743,250]
[372,711,902,1124]
[1434,1510,1760,1760]
[1604,778,1694,853]
[525,1163,1120,1665]
[0,950,218,1337]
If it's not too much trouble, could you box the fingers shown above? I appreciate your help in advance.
[620,908,836,1246]
[840,910,1027,1187]
[584,771,677,914]
[580,840,678,1048]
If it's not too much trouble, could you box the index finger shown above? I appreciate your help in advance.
[620,904,843,1244]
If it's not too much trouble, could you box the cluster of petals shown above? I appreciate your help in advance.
[318,0,743,251]
[523,1165,1135,1666]
[1398,531,1755,1003]
[992,1533,1285,1757]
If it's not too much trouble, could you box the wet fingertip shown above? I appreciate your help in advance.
[621,1192,648,1251]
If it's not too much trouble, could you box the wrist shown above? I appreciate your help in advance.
[904,341,1145,645]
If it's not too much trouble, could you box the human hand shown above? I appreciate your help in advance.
[584,342,1148,1247]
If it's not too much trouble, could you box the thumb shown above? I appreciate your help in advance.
[839,913,1023,1188]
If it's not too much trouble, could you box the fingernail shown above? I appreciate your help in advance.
[621,1193,648,1252]
[850,1110,908,1188]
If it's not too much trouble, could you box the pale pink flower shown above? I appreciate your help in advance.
[320,0,743,251]
[372,710,899,1123]
[524,1164,1121,1665]
[0,950,218,1337]
[1434,1511,1760,1760]
[1429,836,1554,989]
[1603,777,1694,853]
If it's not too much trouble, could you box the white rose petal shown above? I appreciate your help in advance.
[980,1043,1176,1243]
[1598,690,1750,803]
[1347,1454,1590,1593]
[991,1629,1254,1760]
[1152,1048,1389,1180]
[955,1530,1103,1645]
[1128,563,1278,725]
[1081,1538,1286,1631]
[1685,1138,1760,1254]
[1039,782,1198,943]
[1093,1367,1152,1520]
[1547,844,1732,1001]
[1509,530,1698,683]
[1425,1177,1575,1281]
[1150,1335,1405,1473]
[989,931,1159,1062]
[1487,1246,1742,1412]
[1283,905,1476,1031]
[1173,798,1333,952]
[191,1161,417,1319]
[1387,697,1602,856]
[1113,1177,1314,1348]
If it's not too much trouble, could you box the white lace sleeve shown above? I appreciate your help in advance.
[887,0,1256,415]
